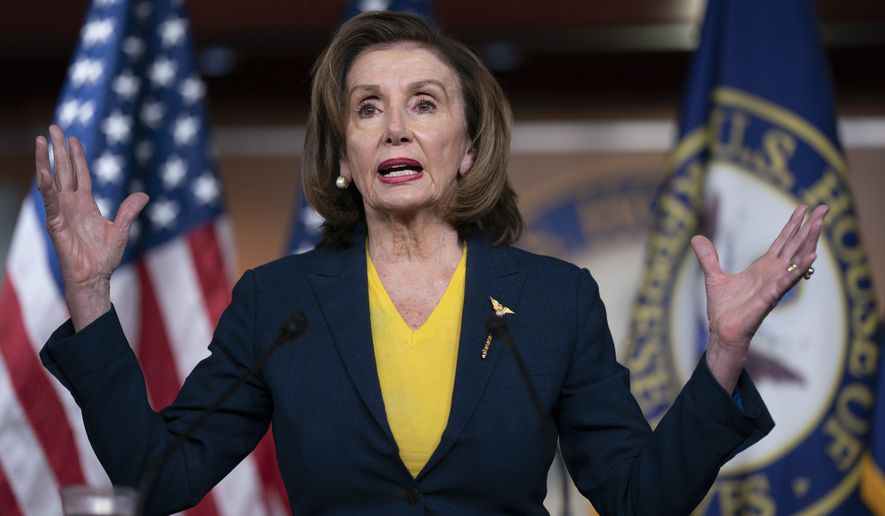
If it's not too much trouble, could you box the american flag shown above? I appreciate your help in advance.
[0,0,286,514]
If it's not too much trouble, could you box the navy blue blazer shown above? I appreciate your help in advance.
[42,231,773,515]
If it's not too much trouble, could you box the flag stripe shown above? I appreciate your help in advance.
[0,467,23,516]
[145,240,213,381]
[187,223,231,324]
[214,218,238,290]
[0,281,86,487]
[187,495,221,516]
[111,265,143,354]
[254,431,290,514]
[214,454,268,516]
[0,307,65,516]
[9,201,69,349]
[136,261,183,410]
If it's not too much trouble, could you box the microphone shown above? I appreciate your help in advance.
[135,310,308,515]
[485,316,571,516]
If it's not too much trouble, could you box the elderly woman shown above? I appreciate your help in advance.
[37,10,825,516]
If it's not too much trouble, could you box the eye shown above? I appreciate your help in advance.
[356,101,380,118]
[414,97,437,114]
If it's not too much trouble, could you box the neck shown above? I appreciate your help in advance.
[365,210,461,265]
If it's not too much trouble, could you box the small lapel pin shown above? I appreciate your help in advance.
[482,297,515,359]
[490,297,515,317]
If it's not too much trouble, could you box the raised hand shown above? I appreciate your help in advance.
[690,204,829,392]
[35,125,149,331]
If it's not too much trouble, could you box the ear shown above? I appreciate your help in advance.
[458,147,475,176]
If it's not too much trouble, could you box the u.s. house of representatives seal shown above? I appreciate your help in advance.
[626,87,881,515]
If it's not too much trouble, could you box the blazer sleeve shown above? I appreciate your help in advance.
[555,269,774,515]
[40,270,272,515]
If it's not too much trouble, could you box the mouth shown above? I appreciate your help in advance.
[378,158,424,178]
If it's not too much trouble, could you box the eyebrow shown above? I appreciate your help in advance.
[408,80,448,96]
[348,79,449,100]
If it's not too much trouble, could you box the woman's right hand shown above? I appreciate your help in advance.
[36,125,149,331]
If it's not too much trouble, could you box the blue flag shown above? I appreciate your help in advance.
[286,0,434,254]
[626,0,883,514]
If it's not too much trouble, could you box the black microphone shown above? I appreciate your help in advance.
[135,310,308,516]
[485,316,571,516]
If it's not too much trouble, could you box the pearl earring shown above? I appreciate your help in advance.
[335,176,350,189]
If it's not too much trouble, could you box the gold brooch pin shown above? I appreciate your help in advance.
[482,297,515,359]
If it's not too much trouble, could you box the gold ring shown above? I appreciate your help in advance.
[787,263,798,272]
[804,267,815,280]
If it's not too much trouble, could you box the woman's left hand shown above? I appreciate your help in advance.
[690,204,829,392]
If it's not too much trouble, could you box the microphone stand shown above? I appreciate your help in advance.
[135,311,308,516]
[486,316,571,516]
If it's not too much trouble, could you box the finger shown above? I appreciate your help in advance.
[767,205,806,258]
[35,136,55,194]
[781,212,814,261]
[48,125,75,191]
[69,136,91,193]
[35,136,60,216]
[114,192,149,234]
[792,204,828,267]
[691,235,723,277]
[781,204,828,261]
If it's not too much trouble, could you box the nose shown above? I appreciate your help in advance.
[384,109,411,145]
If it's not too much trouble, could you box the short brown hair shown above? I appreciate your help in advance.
[302,10,523,247]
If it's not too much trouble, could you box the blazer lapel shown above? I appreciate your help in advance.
[307,233,396,444]
[418,236,525,478]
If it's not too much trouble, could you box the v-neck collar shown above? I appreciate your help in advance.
[366,244,467,336]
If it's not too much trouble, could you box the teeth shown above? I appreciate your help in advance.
[385,169,420,177]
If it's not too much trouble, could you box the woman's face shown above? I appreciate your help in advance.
[339,42,473,221]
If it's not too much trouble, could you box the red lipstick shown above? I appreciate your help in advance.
[377,157,424,184]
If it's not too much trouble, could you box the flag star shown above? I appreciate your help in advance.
[57,99,80,127]
[78,101,96,125]
[159,17,188,48]
[122,36,145,59]
[70,58,104,86]
[358,0,392,12]
[173,115,199,146]
[179,77,205,104]
[140,100,165,128]
[135,140,154,166]
[193,172,220,205]
[149,57,177,88]
[148,199,179,230]
[101,111,133,144]
[93,151,124,184]
[160,156,187,189]
[82,18,114,47]
[112,71,140,101]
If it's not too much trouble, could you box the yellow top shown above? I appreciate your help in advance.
[367,245,466,477]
